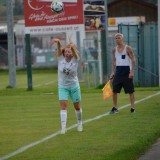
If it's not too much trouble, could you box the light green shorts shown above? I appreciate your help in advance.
[58,85,81,102]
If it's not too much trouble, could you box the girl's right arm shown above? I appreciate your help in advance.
[50,38,63,57]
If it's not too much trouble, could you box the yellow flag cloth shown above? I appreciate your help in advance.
[102,80,113,100]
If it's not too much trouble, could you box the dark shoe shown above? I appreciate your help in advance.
[130,108,135,113]
[110,107,118,114]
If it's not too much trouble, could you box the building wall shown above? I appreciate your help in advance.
[108,0,157,22]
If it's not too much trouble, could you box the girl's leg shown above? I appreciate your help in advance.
[60,100,68,134]
[74,102,83,132]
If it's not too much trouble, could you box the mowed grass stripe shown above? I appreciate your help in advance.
[0,91,159,160]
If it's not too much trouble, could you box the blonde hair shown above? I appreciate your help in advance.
[64,43,79,59]
[115,33,124,38]
[56,42,79,59]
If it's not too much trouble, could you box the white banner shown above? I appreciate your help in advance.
[25,24,85,35]
[39,0,77,2]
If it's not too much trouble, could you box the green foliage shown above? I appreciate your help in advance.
[0,0,23,16]
[0,1,6,16]
[0,0,6,5]
[96,83,105,89]
[14,0,24,15]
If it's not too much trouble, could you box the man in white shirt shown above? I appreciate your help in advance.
[109,33,136,114]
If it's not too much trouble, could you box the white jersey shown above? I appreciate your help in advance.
[115,45,131,67]
[58,54,80,87]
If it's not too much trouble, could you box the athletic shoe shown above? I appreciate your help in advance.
[77,123,83,132]
[61,128,66,134]
[110,107,118,114]
[130,108,135,113]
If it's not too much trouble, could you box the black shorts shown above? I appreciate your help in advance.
[112,74,134,94]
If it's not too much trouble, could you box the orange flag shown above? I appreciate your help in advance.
[102,80,113,100]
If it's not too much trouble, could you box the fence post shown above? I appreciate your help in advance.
[25,34,33,91]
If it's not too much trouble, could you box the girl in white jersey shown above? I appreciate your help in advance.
[50,38,83,134]
[110,33,136,114]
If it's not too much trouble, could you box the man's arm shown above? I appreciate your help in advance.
[127,46,136,78]
[110,48,116,79]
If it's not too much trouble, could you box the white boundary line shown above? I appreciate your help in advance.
[0,91,160,160]
[34,80,57,88]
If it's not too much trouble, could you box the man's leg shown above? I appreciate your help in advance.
[110,92,118,114]
[113,92,118,108]
[129,93,135,113]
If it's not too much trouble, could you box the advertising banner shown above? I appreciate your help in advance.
[24,0,84,34]
[84,0,105,31]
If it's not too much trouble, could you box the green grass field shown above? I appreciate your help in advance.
[0,69,160,160]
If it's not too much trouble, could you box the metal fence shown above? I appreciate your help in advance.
[119,23,159,86]
[0,23,159,87]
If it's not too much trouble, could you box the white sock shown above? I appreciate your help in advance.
[60,110,67,129]
[75,108,82,125]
